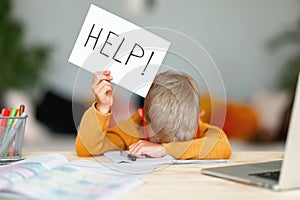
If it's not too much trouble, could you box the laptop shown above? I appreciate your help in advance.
[201,72,300,191]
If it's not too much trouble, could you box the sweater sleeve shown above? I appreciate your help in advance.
[75,104,140,157]
[162,122,232,160]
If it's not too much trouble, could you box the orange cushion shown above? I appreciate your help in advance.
[200,96,259,140]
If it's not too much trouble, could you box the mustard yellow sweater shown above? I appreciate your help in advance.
[75,105,232,160]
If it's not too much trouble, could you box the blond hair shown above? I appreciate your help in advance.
[144,70,200,143]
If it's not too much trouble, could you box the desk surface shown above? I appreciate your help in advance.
[23,151,300,200]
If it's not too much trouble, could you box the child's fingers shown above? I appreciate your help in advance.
[92,70,113,90]
[129,140,146,156]
[94,82,113,103]
[95,81,113,93]
[92,78,113,95]
[129,140,165,158]
[128,142,140,155]
[128,140,142,150]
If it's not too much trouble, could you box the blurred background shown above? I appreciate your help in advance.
[0,0,299,151]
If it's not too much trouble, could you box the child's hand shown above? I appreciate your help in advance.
[92,70,113,114]
[128,140,166,158]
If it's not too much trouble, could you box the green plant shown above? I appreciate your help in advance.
[267,18,300,97]
[0,0,49,98]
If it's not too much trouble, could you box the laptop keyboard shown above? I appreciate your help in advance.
[250,171,280,181]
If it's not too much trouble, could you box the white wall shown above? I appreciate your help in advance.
[12,0,300,102]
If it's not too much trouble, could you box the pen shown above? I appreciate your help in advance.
[0,109,8,140]
[2,108,17,156]
[2,108,17,138]
[12,109,20,127]
[8,109,20,156]
[19,104,25,114]
[120,151,137,161]
[0,109,11,145]
[0,108,10,126]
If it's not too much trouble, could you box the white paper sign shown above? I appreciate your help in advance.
[69,4,170,97]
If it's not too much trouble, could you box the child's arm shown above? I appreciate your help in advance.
[127,123,232,160]
[162,125,232,160]
[92,70,113,114]
[75,105,116,156]
[76,70,115,156]
[75,105,141,157]
[76,70,140,156]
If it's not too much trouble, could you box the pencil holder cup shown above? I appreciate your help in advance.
[0,114,27,159]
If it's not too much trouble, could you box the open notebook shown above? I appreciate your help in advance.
[0,153,143,199]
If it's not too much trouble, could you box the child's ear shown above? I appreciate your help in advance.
[199,110,205,118]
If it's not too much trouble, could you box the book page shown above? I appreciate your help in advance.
[0,154,68,189]
[15,153,68,169]
[2,164,143,200]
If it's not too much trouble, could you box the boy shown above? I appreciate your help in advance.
[75,70,231,159]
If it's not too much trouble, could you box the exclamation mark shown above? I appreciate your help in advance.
[141,51,154,75]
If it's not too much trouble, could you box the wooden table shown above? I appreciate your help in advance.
[23,151,300,200]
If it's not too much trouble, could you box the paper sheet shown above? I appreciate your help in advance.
[68,4,170,97]
[68,159,158,176]
[104,150,228,165]
[104,150,174,165]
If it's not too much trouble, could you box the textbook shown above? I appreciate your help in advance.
[0,153,143,200]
